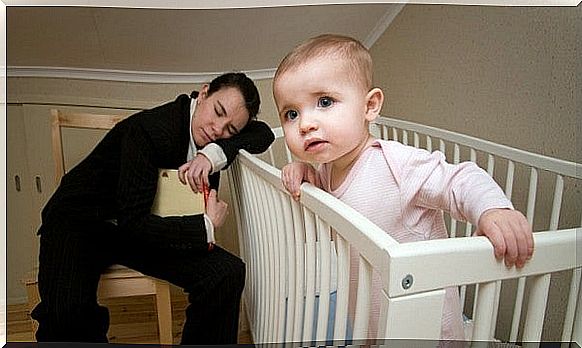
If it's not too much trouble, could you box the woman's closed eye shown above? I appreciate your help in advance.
[317,96,334,108]
[214,106,225,117]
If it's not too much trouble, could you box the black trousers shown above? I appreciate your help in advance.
[31,219,245,345]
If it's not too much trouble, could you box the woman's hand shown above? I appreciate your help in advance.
[205,189,228,229]
[178,154,212,193]
[281,162,319,201]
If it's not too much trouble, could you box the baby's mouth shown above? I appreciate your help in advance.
[304,139,328,151]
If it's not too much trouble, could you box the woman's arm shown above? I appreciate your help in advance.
[115,123,210,252]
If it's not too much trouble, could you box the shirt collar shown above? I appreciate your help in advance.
[187,96,197,161]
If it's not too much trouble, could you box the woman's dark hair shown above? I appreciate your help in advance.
[207,72,260,120]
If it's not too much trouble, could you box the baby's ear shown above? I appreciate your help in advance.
[365,88,384,122]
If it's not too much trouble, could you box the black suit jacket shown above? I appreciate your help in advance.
[41,93,274,251]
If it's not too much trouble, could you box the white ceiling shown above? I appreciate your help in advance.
[7,4,402,81]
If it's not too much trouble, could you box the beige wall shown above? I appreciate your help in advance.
[370,5,580,164]
[369,5,579,341]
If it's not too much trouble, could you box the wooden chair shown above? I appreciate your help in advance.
[24,109,174,344]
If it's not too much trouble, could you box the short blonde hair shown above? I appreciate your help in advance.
[274,34,373,90]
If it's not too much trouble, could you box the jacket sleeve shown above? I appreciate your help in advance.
[213,119,275,168]
[115,122,210,252]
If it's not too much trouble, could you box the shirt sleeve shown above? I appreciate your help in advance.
[198,142,228,174]
[390,143,514,225]
[115,122,210,252]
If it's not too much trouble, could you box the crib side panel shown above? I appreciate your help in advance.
[371,117,582,343]
[229,149,446,344]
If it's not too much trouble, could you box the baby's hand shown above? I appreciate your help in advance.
[178,154,212,193]
[475,208,534,268]
[281,162,319,201]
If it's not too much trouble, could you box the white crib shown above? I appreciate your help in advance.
[227,116,581,345]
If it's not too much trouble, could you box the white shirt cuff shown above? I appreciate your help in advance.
[198,143,228,174]
[203,214,216,244]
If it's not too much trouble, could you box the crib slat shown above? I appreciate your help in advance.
[267,180,282,342]
[549,175,564,230]
[258,179,276,342]
[291,199,306,342]
[561,268,581,342]
[243,168,258,332]
[464,148,477,237]
[302,208,317,343]
[509,278,526,342]
[315,217,332,343]
[486,154,501,338]
[526,167,538,225]
[448,144,461,238]
[414,132,420,148]
[237,166,253,328]
[402,130,408,145]
[392,128,398,141]
[490,281,501,338]
[267,146,276,166]
[258,177,273,343]
[248,171,267,342]
[352,256,373,340]
[505,160,515,200]
[472,281,497,341]
[486,154,495,177]
[439,139,446,155]
[426,135,433,152]
[522,273,551,342]
[571,269,582,344]
[242,167,258,339]
[333,234,350,342]
[264,181,279,341]
[279,193,296,342]
[459,149,477,327]
[510,167,540,341]
[272,190,288,342]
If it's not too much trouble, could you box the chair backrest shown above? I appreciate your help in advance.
[51,110,130,184]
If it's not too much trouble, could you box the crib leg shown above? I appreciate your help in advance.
[378,288,444,340]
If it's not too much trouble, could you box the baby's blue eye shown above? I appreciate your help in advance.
[318,97,333,108]
[285,110,299,121]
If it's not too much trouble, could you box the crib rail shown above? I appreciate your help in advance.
[229,119,581,345]
[371,116,581,343]
[229,149,400,344]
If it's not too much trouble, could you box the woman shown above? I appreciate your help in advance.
[31,72,274,344]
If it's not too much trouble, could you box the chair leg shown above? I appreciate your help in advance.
[154,280,173,345]
[25,281,41,338]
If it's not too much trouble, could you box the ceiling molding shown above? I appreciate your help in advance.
[7,66,277,83]
[2,0,579,7]
[363,3,405,48]
[1,1,409,8]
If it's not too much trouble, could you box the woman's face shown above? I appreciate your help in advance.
[191,85,250,147]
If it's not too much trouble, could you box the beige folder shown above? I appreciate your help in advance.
[151,169,205,216]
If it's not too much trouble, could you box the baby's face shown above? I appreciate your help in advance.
[273,57,372,165]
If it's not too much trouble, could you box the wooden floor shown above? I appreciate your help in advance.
[6,288,253,345]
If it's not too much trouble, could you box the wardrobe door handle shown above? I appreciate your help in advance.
[35,176,42,193]
[14,175,21,192]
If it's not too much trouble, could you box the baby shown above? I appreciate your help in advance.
[273,34,533,340]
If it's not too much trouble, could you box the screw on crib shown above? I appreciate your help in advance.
[402,274,414,290]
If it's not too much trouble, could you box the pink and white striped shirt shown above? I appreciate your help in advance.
[317,139,513,340]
